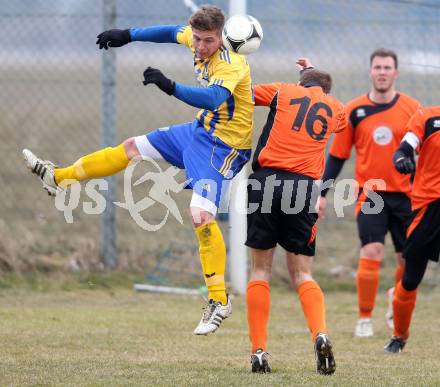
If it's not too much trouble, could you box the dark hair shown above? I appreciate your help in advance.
[299,69,333,94]
[189,5,225,34]
[370,48,398,69]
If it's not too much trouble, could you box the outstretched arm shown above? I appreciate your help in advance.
[96,25,182,49]
[129,25,181,43]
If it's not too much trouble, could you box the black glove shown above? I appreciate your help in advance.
[96,29,131,50]
[142,67,176,95]
[393,149,415,174]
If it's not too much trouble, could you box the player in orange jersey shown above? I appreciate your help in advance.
[319,48,420,337]
[245,58,346,375]
[384,106,440,353]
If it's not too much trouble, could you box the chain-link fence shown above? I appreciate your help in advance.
[1,0,440,281]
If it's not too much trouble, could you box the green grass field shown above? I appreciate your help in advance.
[1,276,440,386]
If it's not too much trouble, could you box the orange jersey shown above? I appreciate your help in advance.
[405,106,440,209]
[253,83,346,179]
[329,93,420,193]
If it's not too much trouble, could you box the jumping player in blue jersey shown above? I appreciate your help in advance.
[23,5,254,335]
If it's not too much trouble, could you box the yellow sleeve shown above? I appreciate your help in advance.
[209,52,245,93]
[176,26,193,49]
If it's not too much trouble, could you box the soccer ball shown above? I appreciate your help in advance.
[222,15,263,55]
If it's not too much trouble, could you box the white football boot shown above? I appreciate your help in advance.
[193,296,232,335]
[22,149,60,196]
[355,318,374,337]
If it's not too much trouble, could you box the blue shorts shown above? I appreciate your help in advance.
[146,120,251,208]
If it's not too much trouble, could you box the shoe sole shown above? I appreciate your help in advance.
[316,341,336,375]
[384,348,403,354]
[251,358,271,373]
[194,329,215,336]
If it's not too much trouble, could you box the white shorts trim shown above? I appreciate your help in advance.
[134,135,164,160]
[190,192,218,216]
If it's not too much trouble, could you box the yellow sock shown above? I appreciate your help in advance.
[195,221,227,304]
[54,144,129,187]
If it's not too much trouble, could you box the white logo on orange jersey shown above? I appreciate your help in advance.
[373,126,393,145]
[356,108,366,117]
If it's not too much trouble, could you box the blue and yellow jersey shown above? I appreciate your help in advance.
[176,26,253,149]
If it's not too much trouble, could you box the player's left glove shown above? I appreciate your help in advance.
[142,67,176,95]
[393,150,415,174]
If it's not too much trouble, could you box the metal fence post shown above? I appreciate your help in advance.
[100,0,117,268]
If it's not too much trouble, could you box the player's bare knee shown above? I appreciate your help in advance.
[191,207,215,227]
[290,270,313,289]
[286,253,313,287]
[123,137,141,160]
[251,258,273,277]
[249,248,275,282]
[361,242,384,260]
[395,252,405,267]
[250,269,272,282]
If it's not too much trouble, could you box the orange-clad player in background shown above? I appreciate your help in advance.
[384,106,440,353]
[245,58,346,375]
[319,48,420,337]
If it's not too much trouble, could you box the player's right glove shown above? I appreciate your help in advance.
[96,29,131,50]
[393,149,415,174]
